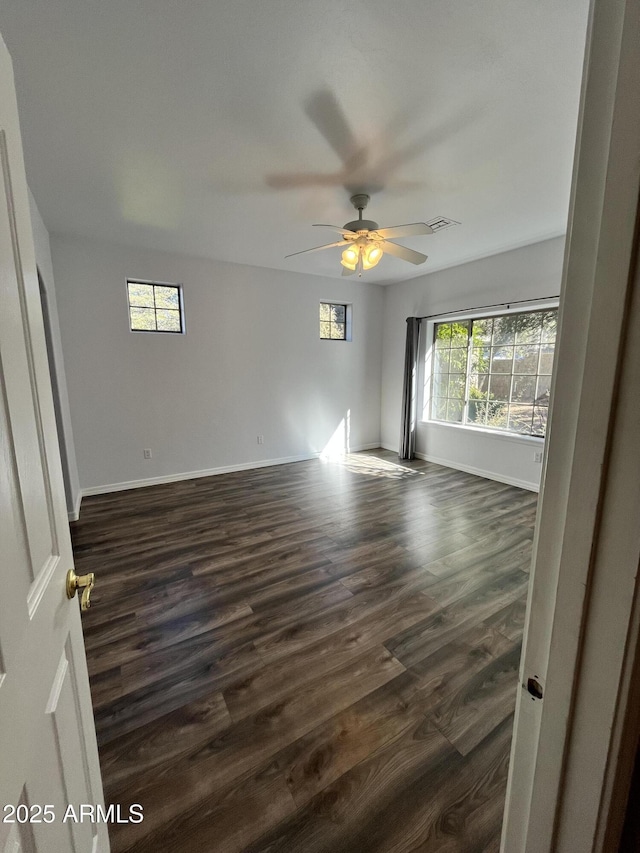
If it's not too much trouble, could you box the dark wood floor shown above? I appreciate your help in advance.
[71,449,537,853]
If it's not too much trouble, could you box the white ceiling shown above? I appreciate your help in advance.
[0,0,589,284]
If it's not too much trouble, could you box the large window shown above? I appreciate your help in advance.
[127,280,184,333]
[428,308,557,437]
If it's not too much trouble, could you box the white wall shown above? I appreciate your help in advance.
[381,236,566,490]
[28,189,82,517]
[50,235,384,493]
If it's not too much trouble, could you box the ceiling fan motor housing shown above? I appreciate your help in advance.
[343,219,379,233]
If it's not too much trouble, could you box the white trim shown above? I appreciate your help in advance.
[80,443,382,498]
[67,490,82,522]
[420,419,546,447]
[414,451,539,493]
[82,454,321,496]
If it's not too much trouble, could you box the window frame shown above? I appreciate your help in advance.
[422,303,558,440]
[126,278,185,335]
[319,301,352,341]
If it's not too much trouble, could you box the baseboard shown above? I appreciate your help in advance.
[67,491,82,522]
[72,443,536,509]
[80,443,382,499]
[414,451,540,492]
[81,453,320,497]
[381,440,539,492]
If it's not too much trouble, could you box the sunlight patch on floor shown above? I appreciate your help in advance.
[334,453,420,479]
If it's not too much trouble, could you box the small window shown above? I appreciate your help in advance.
[320,302,348,340]
[127,280,184,333]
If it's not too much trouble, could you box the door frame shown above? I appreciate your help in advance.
[502,0,640,849]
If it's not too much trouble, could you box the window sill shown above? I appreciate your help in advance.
[420,419,545,446]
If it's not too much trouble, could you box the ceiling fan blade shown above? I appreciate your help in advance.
[285,240,348,259]
[382,241,428,265]
[266,172,345,189]
[375,223,434,239]
[313,224,357,236]
[341,266,356,277]
[305,90,367,173]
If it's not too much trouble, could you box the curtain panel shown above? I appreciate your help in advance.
[399,317,421,460]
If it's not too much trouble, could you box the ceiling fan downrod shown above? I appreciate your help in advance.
[344,194,379,233]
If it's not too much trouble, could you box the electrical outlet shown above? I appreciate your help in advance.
[257,435,264,445]
[533,450,543,463]
[143,448,152,459]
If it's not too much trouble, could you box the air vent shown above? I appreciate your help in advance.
[426,217,460,232]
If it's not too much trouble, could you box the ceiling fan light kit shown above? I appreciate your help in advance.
[340,235,384,274]
[286,194,444,278]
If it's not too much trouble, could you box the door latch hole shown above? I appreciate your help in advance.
[527,677,544,700]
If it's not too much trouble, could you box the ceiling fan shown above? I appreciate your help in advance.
[285,194,434,277]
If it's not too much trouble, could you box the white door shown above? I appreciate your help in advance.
[0,32,109,853]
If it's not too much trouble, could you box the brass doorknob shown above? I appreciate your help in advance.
[66,569,95,611]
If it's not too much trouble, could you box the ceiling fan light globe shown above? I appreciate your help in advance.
[362,244,383,269]
[341,246,359,270]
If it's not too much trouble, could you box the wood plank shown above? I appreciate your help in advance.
[98,693,231,789]
[93,639,260,744]
[224,592,440,722]
[385,567,529,668]
[390,621,516,718]
[110,760,297,853]
[271,679,426,808]
[83,598,253,650]
[483,594,528,640]
[431,645,522,756]
[424,526,534,578]
[242,716,456,853]
[253,585,440,665]
[103,646,405,848]
[87,576,352,678]
[345,714,515,853]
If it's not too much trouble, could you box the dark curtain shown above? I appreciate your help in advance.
[399,317,422,460]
